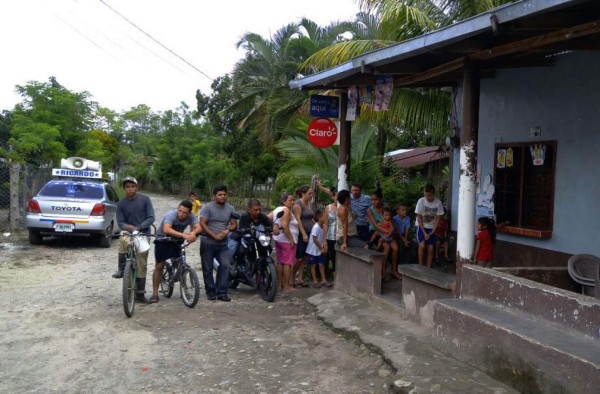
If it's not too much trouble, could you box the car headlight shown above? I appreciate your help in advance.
[258,234,271,247]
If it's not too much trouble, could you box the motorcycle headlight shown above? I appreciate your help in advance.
[258,234,271,247]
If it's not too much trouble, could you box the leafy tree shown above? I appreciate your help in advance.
[11,77,95,159]
[0,110,12,152]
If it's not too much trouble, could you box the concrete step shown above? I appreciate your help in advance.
[434,298,600,394]
[461,264,600,338]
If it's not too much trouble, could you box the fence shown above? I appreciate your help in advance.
[0,162,53,233]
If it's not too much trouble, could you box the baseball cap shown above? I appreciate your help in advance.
[122,176,138,187]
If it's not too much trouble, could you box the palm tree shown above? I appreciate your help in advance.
[229,20,361,147]
[302,0,517,154]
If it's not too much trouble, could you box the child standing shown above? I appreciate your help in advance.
[306,210,329,288]
[188,191,202,217]
[415,184,445,268]
[393,202,412,265]
[474,217,496,267]
[435,207,451,263]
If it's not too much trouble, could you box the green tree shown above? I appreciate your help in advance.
[0,110,12,152]
[11,77,95,160]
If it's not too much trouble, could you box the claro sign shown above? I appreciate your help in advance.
[307,118,338,148]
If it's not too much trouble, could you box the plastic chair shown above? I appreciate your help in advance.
[567,254,600,298]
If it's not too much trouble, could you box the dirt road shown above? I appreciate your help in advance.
[0,194,394,393]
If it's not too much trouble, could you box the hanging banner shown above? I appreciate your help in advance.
[309,95,339,119]
[346,86,358,121]
[373,76,393,112]
[530,144,546,166]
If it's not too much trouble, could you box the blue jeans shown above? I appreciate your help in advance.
[200,240,231,298]
[356,224,371,242]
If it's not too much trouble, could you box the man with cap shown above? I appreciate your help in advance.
[113,176,155,304]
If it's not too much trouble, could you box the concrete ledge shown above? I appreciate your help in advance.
[397,264,456,326]
[397,264,455,289]
[335,246,384,298]
[462,264,600,338]
[434,298,600,394]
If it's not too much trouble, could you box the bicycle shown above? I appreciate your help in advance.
[157,237,200,308]
[121,230,153,318]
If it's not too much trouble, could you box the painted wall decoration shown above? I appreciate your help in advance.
[530,143,546,166]
[476,173,495,217]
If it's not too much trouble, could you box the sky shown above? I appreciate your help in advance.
[0,0,359,113]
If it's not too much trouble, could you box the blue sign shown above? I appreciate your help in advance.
[52,168,102,179]
[310,95,339,119]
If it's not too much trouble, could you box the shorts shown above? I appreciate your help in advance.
[417,228,437,246]
[307,253,324,266]
[275,241,296,265]
[295,233,308,259]
[154,240,181,264]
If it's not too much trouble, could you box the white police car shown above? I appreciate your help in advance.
[25,157,120,247]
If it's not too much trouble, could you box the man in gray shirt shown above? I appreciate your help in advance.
[113,176,155,304]
[200,185,237,302]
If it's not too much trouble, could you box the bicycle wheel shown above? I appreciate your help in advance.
[180,266,200,308]
[122,259,136,317]
[160,266,174,298]
[257,260,277,302]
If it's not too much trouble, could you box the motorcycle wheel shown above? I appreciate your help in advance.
[257,260,277,302]
[229,265,240,289]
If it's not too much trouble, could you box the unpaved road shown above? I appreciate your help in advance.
[0,194,394,393]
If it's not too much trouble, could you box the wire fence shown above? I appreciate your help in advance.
[0,162,53,233]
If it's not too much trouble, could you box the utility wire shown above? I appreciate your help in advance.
[98,0,214,82]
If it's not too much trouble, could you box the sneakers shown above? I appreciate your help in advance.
[217,295,231,302]
[112,271,124,279]
[207,295,217,301]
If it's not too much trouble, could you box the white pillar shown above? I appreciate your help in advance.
[456,141,477,262]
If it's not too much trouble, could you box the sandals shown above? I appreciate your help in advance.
[150,295,159,303]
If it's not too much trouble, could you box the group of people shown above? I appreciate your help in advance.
[110,176,497,304]
[315,181,497,278]
[111,178,238,304]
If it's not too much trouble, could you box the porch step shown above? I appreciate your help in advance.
[461,264,600,338]
[434,298,600,394]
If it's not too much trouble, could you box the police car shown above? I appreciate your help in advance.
[25,157,120,247]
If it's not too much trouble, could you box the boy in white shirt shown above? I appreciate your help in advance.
[306,210,329,288]
[415,184,445,268]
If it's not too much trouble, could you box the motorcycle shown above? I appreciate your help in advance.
[228,212,282,302]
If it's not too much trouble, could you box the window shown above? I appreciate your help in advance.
[493,141,556,238]
[40,182,104,199]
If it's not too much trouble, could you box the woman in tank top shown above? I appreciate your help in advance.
[322,187,338,283]
[270,192,298,292]
[336,190,364,250]
[292,185,314,287]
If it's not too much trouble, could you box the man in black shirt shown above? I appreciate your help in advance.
[228,198,272,259]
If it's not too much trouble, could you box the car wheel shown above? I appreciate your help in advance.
[29,230,43,245]
[98,224,113,248]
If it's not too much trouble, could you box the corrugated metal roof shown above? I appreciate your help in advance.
[385,146,448,168]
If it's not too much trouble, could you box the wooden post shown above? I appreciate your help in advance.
[9,163,21,232]
[455,61,480,296]
[337,92,351,192]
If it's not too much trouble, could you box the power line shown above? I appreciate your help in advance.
[97,0,214,82]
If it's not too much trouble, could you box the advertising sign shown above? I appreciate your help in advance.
[307,118,338,148]
[309,95,339,118]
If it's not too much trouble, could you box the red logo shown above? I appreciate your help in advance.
[307,118,338,148]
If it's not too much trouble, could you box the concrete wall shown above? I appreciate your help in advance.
[450,51,600,263]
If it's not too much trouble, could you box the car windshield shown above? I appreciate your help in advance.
[39,182,104,199]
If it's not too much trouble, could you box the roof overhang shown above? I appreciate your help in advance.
[385,146,448,168]
[290,0,600,90]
